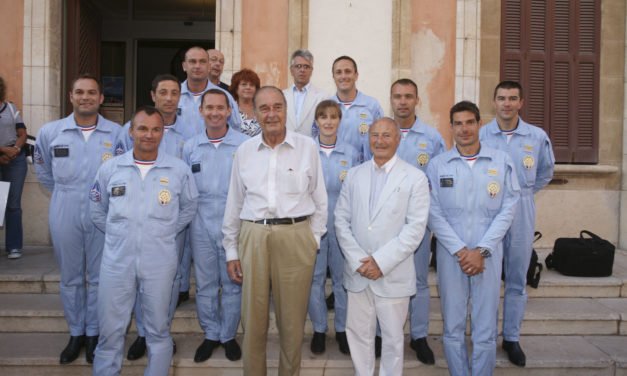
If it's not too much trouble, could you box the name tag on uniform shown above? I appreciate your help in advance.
[54,147,69,158]
[112,186,126,196]
[191,163,201,173]
[440,178,454,187]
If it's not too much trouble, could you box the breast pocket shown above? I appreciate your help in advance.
[280,167,309,195]
[521,152,538,186]
[107,181,129,221]
[51,145,75,182]
[148,177,178,220]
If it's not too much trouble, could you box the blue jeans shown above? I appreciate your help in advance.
[0,152,27,250]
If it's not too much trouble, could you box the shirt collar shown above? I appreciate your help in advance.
[256,129,296,150]
[372,154,398,173]
[292,82,311,93]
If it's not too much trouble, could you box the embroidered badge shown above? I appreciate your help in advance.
[524,145,533,152]
[101,152,113,162]
[359,123,369,136]
[158,189,171,206]
[418,142,427,149]
[360,112,367,119]
[89,181,100,202]
[487,181,500,198]
[104,141,112,148]
[160,177,169,186]
[417,153,429,167]
[488,169,498,176]
[115,140,125,155]
[340,160,348,167]
[34,145,43,164]
[339,170,348,182]
[523,155,535,170]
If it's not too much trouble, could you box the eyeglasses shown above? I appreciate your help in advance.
[292,64,312,70]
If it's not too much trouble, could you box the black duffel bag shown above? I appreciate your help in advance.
[545,230,615,277]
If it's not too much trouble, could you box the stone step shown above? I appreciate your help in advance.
[0,332,624,375]
[2,293,625,336]
[2,247,626,298]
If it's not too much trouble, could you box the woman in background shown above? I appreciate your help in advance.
[229,68,261,137]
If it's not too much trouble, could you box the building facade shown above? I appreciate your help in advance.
[0,0,625,249]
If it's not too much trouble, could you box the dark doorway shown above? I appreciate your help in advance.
[135,40,212,108]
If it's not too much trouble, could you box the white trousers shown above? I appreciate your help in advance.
[346,286,409,376]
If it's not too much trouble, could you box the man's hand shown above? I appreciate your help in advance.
[357,256,383,280]
[456,248,485,276]
[0,146,18,160]
[0,155,11,165]
[227,260,243,283]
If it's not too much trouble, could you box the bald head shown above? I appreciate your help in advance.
[369,117,401,166]
[207,49,225,84]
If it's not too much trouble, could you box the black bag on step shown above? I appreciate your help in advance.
[545,230,615,277]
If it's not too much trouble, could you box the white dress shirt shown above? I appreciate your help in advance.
[222,130,328,261]
[292,83,311,123]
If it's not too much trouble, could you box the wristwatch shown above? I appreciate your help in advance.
[478,247,491,258]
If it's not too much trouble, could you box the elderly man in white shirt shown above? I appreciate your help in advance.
[335,117,430,375]
[222,86,328,376]
[283,49,330,137]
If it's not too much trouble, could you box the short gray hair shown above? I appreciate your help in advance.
[290,49,314,66]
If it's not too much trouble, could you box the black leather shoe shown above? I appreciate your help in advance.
[502,340,526,367]
[60,335,85,364]
[173,340,177,355]
[410,337,435,365]
[326,292,335,310]
[310,332,326,354]
[126,336,146,360]
[177,291,189,307]
[85,335,98,364]
[375,335,382,358]
[222,339,242,361]
[194,339,220,362]
[335,331,350,355]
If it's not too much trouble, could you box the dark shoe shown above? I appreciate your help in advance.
[375,335,382,358]
[194,339,220,362]
[85,335,98,364]
[222,339,242,361]
[126,336,146,360]
[326,292,335,310]
[177,291,189,307]
[502,340,526,367]
[310,332,326,354]
[173,340,177,355]
[60,335,85,364]
[410,337,435,365]
[335,331,350,355]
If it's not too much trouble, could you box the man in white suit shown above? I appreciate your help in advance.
[283,49,330,136]
[335,117,430,375]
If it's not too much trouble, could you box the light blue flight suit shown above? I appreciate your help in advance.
[396,116,447,340]
[177,80,242,295]
[115,119,187,340]
[34,114,121,338]
[427,146,520,376]
[479,118,554,342]
[183,127,249,342]
[320,91,383,162]
[308,139,360,334]
[90,150,198,376]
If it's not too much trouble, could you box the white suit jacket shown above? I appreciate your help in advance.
[334,157,430,298]
[283,84,330,137]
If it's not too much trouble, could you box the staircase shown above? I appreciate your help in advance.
[0,247,625,375]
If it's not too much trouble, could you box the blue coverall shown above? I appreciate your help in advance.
[308,140,360,334]
[115,119,187,339]
[427,146,520,376]
[321,91,383,162]
[34,114,121,338]
[90,150,198,376]
[479,118,554,342]
[183,127,249,342]
[395,116,447,340]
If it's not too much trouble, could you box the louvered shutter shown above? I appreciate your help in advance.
[500,0,600,163]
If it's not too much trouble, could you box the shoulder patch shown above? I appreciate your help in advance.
[90,181,101,202]
[33,145,44,164]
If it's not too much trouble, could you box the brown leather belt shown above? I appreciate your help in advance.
[249,216,308,225]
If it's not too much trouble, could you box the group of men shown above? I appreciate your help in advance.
[32,46,554,376]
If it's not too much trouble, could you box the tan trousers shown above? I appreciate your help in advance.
[239,219,318,376]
